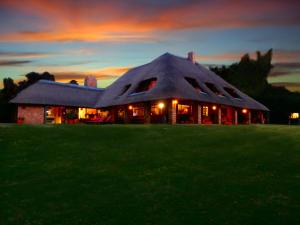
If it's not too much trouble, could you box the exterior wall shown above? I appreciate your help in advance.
[18,105,45,124]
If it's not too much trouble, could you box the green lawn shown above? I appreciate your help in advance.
[0,124,300,225]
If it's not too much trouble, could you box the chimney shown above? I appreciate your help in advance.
[187,51,196,64]
[84,76,97,88]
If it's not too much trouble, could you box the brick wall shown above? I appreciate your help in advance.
[18,105,45,124]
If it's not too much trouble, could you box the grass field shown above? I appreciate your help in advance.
[0,124,300,225]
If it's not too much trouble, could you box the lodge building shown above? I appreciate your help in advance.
[11,52,269,125]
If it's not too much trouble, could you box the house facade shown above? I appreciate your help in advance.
[11,52,269,125]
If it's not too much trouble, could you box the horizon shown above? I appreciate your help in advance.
[0,0,299,90]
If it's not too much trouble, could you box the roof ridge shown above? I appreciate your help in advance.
[38,80,104,91]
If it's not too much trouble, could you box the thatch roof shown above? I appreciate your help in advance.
[96,53,269,111]
[10,80,104,108]
[11,53,269,111]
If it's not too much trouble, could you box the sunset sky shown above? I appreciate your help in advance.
[0,0,299,89]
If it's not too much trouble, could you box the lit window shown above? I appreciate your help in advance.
[185,77,206,94]
[178,104,192,115]
[205,82,224,96]
[133,107,144,117]
[202,106,209,116]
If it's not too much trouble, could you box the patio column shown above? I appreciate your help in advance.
[260,112,265,124]
[168,100,177,124]
[110,107,116,123]
[248,111,251,124]
[144,102,151,124]
[197,104,202,124]
[124,107,130,123]
[234,109,238,125]
[218,107,222,125]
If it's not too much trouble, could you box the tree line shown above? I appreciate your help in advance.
[210,49,300,124]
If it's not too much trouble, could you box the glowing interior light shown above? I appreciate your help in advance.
[172,100,178,104]
[128,105,133,110]
[290,112,299,119]
[158,102,165,109]
[242,109,248,114]
[212,105,217,110]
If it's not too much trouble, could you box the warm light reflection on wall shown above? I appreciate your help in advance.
[172,100,178,105]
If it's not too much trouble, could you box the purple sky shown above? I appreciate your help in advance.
[0,0,299,89]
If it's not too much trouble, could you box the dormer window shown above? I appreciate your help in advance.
[132,78,157,94]
[118,84,131,96]
[224,87,241,99]
[185,77,206,94]
[205,82,224,97]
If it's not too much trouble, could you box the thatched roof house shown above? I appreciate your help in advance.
[96,53,268,111]
[11,52,269,125]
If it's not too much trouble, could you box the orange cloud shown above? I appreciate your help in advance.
[51,66,130,84]
[0,0,299,42]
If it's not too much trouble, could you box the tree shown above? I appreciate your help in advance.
[69,80,79,85]
[0,78,18,122]
[2,77,18,99]
[18,72,55,92]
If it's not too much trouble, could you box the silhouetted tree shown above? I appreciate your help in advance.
[18,72,55,92]
[2,77,18,99]
[0,78,18,122]
[69,80,79,85]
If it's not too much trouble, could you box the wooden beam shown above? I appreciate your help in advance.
[197,104,202,124]
[234,109,238,125]
[218,107,222,125]
[144,102,151,124]
[248,111,251,124]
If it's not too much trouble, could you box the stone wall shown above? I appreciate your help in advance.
[18,105,45,124]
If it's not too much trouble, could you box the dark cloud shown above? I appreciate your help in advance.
[0,51,51,58]
[274,62,300,69]
[269,62,300,77]
[0,60,32,66]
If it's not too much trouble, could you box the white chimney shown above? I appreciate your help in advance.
[187,51,196,64]
[84,76,97,88]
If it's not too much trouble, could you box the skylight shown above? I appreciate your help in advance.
[205,82,224,97]
[224,87,241,99]
[185,77,206,94]
[132,78,157,94]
